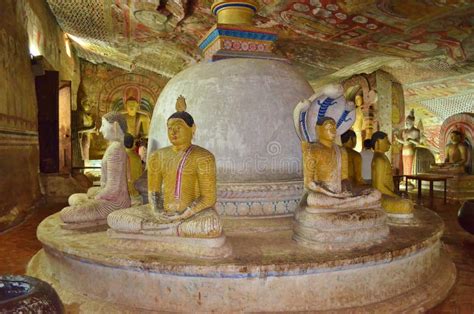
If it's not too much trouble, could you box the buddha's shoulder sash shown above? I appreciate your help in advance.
[174,145,195,200]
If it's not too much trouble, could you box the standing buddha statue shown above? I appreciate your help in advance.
[122,97,150,139]
[395,109,421,177]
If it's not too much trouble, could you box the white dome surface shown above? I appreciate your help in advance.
[148,58,314,183]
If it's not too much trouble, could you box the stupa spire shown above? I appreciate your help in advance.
[198,0,286,62]
[211,0,259,25]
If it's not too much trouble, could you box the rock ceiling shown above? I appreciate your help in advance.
[47,0,474,105]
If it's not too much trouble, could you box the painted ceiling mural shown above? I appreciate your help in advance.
[45,0,474,82]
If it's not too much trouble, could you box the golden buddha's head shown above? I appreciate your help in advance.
[341,129,357,149]
[372,131,391,153]
[167,112,196,147]
[450,130,462,144]
[316,117,337,143]
[167,118,194,146]
[125,98,140,117]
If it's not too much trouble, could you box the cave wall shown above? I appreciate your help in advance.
[0,0,80,231]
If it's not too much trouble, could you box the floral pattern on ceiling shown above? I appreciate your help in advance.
[268,0,473,61]
[46,0,474,82]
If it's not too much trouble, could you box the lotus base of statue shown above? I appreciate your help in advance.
[293,191,389,251]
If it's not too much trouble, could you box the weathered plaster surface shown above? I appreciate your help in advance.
[0,0,79,231]
[28,206,455,312]
[148,58,313,182]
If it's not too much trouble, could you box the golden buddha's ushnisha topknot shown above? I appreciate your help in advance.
[176,95,187,112]
[168,95,195,127]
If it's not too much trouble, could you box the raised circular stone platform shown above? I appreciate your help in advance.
[28,207,455,312]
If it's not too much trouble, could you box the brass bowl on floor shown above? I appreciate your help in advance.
[0,275,63,313]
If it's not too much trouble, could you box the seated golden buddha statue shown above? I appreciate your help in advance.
[107,96,227,254]
[431,130,468,174]
[61,113,131,229]
[293,117,388,251]
[371,131,414,218]
[122,97,150,139]
[341,129,365,186]
[124,133,143,205]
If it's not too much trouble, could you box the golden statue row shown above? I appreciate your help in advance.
[59,95,414,254]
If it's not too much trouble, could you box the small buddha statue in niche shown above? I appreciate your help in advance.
[122,97,150,139]
[341,129,365,186]
[431,130,468,174]
[107,96,223,238]
[294,117,388,250]
[61,112,131,229]
[371,131,414,218]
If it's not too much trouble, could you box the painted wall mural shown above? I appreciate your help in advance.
[77,61,168,161]
[404,73,474,103]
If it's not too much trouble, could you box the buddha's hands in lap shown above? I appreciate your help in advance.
[342,180,372,197]
[157,207,196,223]
[350,183,374,196]
[95,189,120,202]
[151,204,196,224]
[308,181,352,199]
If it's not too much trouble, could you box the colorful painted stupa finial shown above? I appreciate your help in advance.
[199,0,286,62]
[211,0,259,25]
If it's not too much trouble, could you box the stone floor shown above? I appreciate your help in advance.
[0,198,473,313]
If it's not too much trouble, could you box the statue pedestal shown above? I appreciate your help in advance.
[293,201,389,251]
[28,209,455,312]
[107,229,232,259]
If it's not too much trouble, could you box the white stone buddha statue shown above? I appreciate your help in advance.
[60,112,131,229]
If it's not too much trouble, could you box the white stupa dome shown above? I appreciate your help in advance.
[148,57,313,216]
[148,58,313,183]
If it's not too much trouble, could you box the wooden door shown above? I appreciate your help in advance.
[59,82,72,173]
[35,70,59,173]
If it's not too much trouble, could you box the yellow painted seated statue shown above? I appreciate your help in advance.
[61,113,131,229]
[294,118,388,251]
[431,130,468,174]
[124,132,143,205]
[107,96,223,239]
[371,131,414,218]
[341,129,365,186]
[302,118,381,209]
